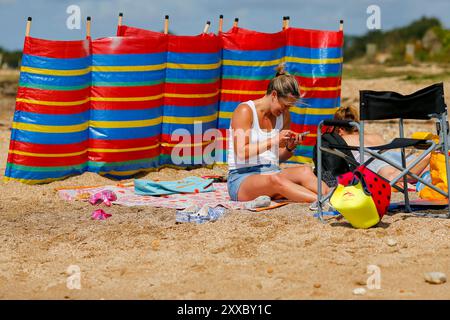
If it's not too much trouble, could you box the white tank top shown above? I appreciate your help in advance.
[227,100,284,170]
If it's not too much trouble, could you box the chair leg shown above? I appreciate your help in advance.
[399,119,412,213]
[440,115,450,218]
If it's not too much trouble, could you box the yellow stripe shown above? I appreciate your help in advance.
[291,106,338,115]
[12,121,89,133]
[89,117,162,129]
[92,64,166,72]
[88,145,159,153]
[9,149,87,157]
[289,155,313,163]
[165,91,219,98]
[220,89,266,95]
[167,62,222,70]
[163,112,218,124]
[161,140,213,147]
[222,58,283,67]
[218,111,233,119]
[284,56,343,64]
[90,94,164,102]
[16,98,90,106]
[300,86,341,91]
[21,66,91,76]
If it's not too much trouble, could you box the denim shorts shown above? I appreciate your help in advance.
[227,164,281,201]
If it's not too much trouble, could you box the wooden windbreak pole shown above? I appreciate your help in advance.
[86,16,91,38]
[164,15,169,34]
[203,21,211,34]
[218,14,223,33]
[233,17,239,28]
[118,12,123,27]
[285,16,290,29]
[25,17,32,37]
[339,19,344,31]
[282,16,287,30]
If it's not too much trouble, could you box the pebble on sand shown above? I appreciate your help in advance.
[352,288,367,295]
[424,272,447,284]
[387,239,397,247]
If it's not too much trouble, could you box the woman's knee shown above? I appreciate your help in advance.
[269,173,289,189]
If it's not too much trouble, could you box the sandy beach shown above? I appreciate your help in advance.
[0,67,449,299]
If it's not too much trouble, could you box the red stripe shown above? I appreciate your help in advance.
[89,136,160,149]
[16,101,89,115]
[8,153,86,167]
[10,140,88,154]
[165,82,219,94]
[90,99,163,110]
[219,93,262,102]
[286,28,343,48]
[91,84,164,97]
[165,96,219,106]
[301,90,341,99]
[296,77,341,87]
[23,37,90,58]
[17,87,90,101]
[88,149,159,162]
[92,35,166,54]
[168,34,220,53]
[119,25,164,38]
[221,28,286,51]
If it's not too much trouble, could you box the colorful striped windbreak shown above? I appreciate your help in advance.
[5,25,343,184]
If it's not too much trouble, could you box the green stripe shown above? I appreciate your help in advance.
[166,77,220,84]
[88,157,159,168]
[6,162,87,172]
[222,75,272,81]
[92,80,164,87]
[19,82,90,91]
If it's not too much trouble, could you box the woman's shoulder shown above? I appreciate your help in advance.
[231,102,254,128]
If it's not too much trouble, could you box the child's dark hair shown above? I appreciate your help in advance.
[266,63,300,99]
[333,105,359,133]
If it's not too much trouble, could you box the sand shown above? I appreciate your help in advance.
[0,73,449,299]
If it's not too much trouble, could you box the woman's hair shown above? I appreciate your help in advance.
[266,63,300,99]
[333,105,359,134]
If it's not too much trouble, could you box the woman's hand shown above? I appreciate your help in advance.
[275,130,297,148]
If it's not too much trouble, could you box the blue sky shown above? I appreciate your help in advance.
[0,0,449,50]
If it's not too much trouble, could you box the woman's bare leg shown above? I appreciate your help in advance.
[237,173,318,203]
[378,152,431,182]
[278,165,330,195]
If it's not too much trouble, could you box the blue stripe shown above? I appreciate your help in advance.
[301,98,340,109]
[217,118,231,129]
[285,46,342,59]
[92,53,166,66]
[89,126,161,140]
[91,70,165,83]
[285,62,342,75]
[11,129,88,144]
[166,68,220,80]
[222,65,283,77]
[161,120,217,134]
[20,72,91,87]
[88,159,158,174]
[222,48,285,61]
[22,54,91,70]
[15,111,89,126]
[163,104,218,117]
[6,167,87,180]
[90,109,162,121]
[168,52,221,64]
[290,113,335,126]
[218,101,240,113]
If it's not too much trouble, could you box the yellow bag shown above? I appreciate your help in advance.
[419,151,448,200]
[330,180,380,229]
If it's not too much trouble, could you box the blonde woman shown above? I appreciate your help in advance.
[227,65,329,203]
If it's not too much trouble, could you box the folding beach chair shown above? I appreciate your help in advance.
[315,82,450,222]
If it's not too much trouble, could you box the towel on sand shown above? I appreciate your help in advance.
[134,176,214,196]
